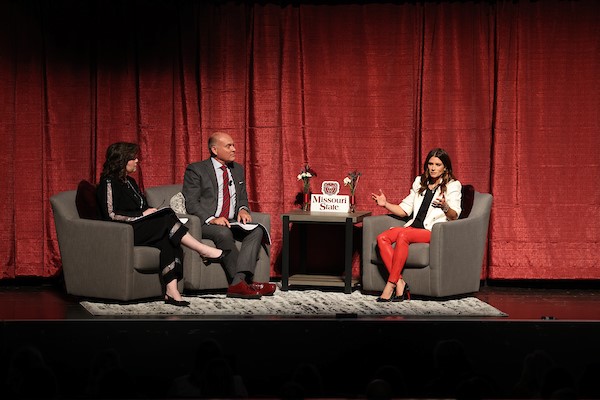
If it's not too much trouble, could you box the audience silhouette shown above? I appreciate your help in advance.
[539,365,576,399]
[94,366,140,399]
[279,362,324,399]
[365,378,393,400]
[578,361,600,399]
[4,344,59,398]
[2,336,598,399]
[364,364,406,399]
[168,337,247,398]
[85,347,124,397]
[425,338,475,398]
[512,349,557,398]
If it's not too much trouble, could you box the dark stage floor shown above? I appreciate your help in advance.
[1,279,600,399]
[3,278,600,321]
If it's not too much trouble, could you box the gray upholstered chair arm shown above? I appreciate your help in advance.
[250,211,271,233]
[61,218,134,259]
[427,216,486,294]
[429,218,477,266]
[57,218,136,298]
[249,212,271,258]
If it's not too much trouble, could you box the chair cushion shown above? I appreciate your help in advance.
[133,246,161,273]
[459,184,475,219]
[75,180,101,220]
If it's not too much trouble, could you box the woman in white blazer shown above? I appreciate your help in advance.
[371,148,462,302]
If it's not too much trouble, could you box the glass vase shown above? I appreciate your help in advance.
[302,193,310,211]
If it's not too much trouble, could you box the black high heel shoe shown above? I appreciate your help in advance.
[393,282,411,302]
[376,284,397,302]
[165,295,190,307]
[202,249,230,265]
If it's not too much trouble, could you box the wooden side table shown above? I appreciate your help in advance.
[281,210,371,294]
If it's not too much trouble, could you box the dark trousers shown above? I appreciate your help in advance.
[131,209,188,286]
[201,223,263,282]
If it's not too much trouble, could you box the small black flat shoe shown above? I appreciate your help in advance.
[203,249,231,265]
[165,295,190,307]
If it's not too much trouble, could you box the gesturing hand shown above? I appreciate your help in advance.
[432,193,447,210]
[371,190,387,207]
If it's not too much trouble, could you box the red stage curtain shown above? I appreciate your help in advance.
[492,0,600,279]
[1,1,599,281]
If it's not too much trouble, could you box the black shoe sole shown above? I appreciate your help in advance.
[165,296,190,307]
[226,293,262,299]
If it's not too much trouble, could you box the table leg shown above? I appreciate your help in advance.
[299,224,307,273]
[282,215,290,291]
[344,217,353,294]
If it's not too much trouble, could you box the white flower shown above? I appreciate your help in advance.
[343,177,352,185]
[297,174,303,180]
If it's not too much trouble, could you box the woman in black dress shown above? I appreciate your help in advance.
[97,142,225,307]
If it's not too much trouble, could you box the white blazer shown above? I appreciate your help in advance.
[399,177,462,231]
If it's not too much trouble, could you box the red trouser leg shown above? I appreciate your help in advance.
[376,227,431,283]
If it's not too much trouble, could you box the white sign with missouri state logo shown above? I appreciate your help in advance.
[310,181,350,212]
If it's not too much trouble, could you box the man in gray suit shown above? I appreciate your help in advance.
[182,132,275,299]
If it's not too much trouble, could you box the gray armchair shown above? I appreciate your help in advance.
[50,189,182,301]
[361,188,492,297]
[145,184,271,290]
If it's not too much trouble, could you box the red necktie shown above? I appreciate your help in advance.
[219,165,231,219]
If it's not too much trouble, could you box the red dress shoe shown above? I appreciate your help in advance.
[251,282,276,296]
[226,281,262,299]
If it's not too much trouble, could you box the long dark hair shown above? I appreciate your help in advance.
[418,148,457,195]
[100,142,139,182]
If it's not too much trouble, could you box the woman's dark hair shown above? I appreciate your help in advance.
[100,142,139,182]
[418,148,457,194]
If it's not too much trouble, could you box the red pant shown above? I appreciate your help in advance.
[376,227,431,283]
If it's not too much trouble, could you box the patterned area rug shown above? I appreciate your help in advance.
[81,289,507,317]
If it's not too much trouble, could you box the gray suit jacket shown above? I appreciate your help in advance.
[182,158,250,224]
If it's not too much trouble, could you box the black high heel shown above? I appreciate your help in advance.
[165,295,190,307]
[376,283,397,302]
[393,282,411,302]
[202,249,230,265]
